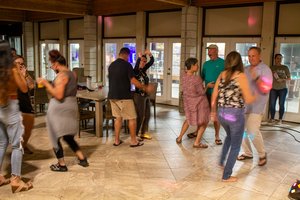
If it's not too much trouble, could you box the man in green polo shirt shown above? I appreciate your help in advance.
[194,44,224,145]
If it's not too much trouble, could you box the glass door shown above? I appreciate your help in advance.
[148,38,181,105]
[103,39,136,86]
[40,41,60,81]
[68,40,84,71]
[275,37,300,122]
[202,37,260,66]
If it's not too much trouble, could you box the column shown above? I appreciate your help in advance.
[84,15,97,82]
[23,22,34,71]
[179,6,199,112]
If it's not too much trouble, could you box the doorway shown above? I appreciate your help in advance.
[147,38,181,105]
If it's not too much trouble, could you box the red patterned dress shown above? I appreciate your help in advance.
[182,73,210,126]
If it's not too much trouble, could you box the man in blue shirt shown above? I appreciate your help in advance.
[237,47,273,166]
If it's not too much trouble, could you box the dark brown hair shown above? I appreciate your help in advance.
[223,51,244,87]
[48,49,66,66]
[185,57,198,70]
[0,40,13,106]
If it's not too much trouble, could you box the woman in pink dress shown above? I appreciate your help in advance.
[176,58,210,148]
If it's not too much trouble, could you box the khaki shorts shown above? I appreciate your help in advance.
[110,99,137,119]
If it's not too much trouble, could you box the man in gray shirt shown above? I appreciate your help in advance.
[237,47,273,166]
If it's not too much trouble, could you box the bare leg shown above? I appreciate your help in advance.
[128,118,138,145]
[214,121,221,140]
[114,117,122,144]
[22,113,34,151]
[177,120,189,142]
[194,123,208,146]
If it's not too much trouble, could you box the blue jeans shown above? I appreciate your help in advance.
[0,100,24,176]
[269,88,288,120]
[218,107,245,180]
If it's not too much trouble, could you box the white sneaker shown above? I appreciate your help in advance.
[277,120,282,125]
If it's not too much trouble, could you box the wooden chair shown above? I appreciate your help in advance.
[78,104,95,138]
[103,100,115,137]
[33,86,49,114]
[148,82,158,122]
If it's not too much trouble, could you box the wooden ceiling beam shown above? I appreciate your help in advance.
[194,0,270,7]
[153,0,189,6]
[92,0,181,16]
[25,12,80,22]
[0,8,25,22]
[0,0,88,15]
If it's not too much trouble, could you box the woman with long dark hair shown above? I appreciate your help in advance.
[0,41,33,192]
[211,51,256,182]
[37,50,88,172]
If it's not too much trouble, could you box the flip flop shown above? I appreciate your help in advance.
[193,143,208,148]
[237,154,253,161]
[258,153,267,166]
[215,139,223,145]
[113,140,123,146]
[176,137,182,144]
[130,141,144,148]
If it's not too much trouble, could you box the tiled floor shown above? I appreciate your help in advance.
[1,105,300,199]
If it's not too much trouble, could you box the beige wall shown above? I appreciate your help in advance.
[104,15,136,37]
[205,6,263,35]
[40,21,59,39]
[69,18,84,39]
[278,3,300,34]
[148,11,181,36]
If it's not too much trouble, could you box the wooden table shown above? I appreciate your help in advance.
[77,87,108,137]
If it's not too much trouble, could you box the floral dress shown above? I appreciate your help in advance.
[182,73,210,126]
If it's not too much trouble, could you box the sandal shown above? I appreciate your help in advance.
[176,137,182,144]
[50,163,68,172]
[193,143,208,148]
[11,179,33,193]
[237,154,253,161]
[113,140,123,146]
[0,175,10,186]
[215,139,223,145]
[140,133,152,140]
[258,153,267,166]
[187,132,197,138]
[130,141,144,148]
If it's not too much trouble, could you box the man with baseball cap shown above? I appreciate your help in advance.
[187,44,224,145]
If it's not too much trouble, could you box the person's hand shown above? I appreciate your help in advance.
[144,84,155,94]
[144,49,152,56]
[207,81,215,89]
[138,52,142,58]
[20,67,27,77]
[36,77,47,87]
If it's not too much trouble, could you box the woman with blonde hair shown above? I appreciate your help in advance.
[211,51,256,182]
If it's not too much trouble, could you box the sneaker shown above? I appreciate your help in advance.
[78,158,89,167]
[50,163,68,172]
[277,120,282,125]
